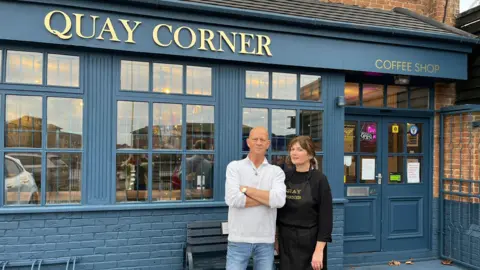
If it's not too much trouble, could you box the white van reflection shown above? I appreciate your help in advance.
[4,155,39,204]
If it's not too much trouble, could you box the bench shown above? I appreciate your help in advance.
[185,220,279,270]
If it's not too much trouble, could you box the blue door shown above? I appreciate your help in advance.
[344,115,430,253]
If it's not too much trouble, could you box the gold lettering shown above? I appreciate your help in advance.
[240,33,256,55]
[44,10,72,40]
[408,62,412,71]
[199,28,217,51]
[375,59,382,69]
[435,65,440,73]
[119,19,142,44]
[174,26,196,49]
[73,13,98,39]
[96,18,120,42]
[256,35,272,56]
[218,31,236,53]
[153,24,173,47]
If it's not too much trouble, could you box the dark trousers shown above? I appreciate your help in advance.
[278,225,327,270]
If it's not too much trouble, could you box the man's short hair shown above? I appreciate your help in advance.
[194,140,207,150]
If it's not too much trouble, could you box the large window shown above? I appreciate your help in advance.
[243,70,324,170]
[116,60,215,203]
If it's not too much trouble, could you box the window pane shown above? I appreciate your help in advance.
[407,123,422,153]
[117,101,149,149]
[388,123,404,153]
[410,87,429,109]
[360,122,377,153]
[47,98,83,149]
[246,71,268,99]
[187,66,211,96]
[187,105,214,150]
[47,54,80,87]
[272,72,296,100]
[272,109,296,151]
[387,85,407,108]
[345,83,360,106]
[153,103,182,149]
[46,153,81,204]
[116,154,149,202]
[363,84,384,107]
[300,75,321,101]
[388,156,404,184]
[243,108,268,152]
[186,154,214,201]
[344,121,357,152]
[121,60,149,91]
[6,95,42,148]
[0,50,2,79]
[344,155,356,184]
[6,51,43,84]
[300,110,322,151]
[315,155,323,172]
[360,156,376,184]
[4,154,40,205]
[152,154,181,202]
[407,157,422,183]
[271,155,293,171]
[153,63,182,94]
[7,153,42,196]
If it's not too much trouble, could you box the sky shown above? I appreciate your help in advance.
[461,0,479,12]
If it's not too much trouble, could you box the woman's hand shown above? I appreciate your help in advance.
[311,249,323,270]
[274,238,279,255]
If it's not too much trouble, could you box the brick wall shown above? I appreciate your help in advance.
[0,204,345,270]
[321,0,459,25]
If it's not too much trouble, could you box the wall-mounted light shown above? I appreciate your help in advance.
[394,75,410,85]
[336,96,346,107]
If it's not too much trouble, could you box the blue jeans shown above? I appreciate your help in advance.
[226,241,274,270]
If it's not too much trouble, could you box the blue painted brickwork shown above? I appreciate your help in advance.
[0,203,345,270]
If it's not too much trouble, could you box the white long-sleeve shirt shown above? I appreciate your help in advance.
[225,157,286,244]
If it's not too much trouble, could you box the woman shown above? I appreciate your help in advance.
[276,136,333,270]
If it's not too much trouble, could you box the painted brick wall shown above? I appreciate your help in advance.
[320,0,459,26]
[0,204,345,270]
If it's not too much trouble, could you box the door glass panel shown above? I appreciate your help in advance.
[388,123,405,153]
[299,110,322,151]
[387,86,408,108]
[388,156,404,184]
[272,110,296,151]
[360,122,377,153]
[407,157,422,183]
[362,84,384,107]
[344,155,356,184]
[360,156,376,184]
[344,121,356,152]
[407,123,422,153]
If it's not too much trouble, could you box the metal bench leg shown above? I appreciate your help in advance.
[2,261,8,270]
[31,259,38,270]
[72,257,77,270]
[37,259,43,270]
[65,258,71,270]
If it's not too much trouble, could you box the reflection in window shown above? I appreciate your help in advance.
[121,60,149,91]
[272,72,296,100]
[243,108,268,151]
[388,156,404,184]
[186,154,214,200]
[300,75,321,101]
[152,154,182,202]
[187,105,214,150]
[388,123,404,153]
[363,84,384,107]
[271,155,293,171]
[345,83,360,106]
[47,98,83,149]
[6,51,43,85]
[153,103,182,149]
[117,101,149,149]
[344,121,356,153]
[187,66,211,96]
[410,87,429,109]
[153,63,183,94]
[360,122,377,153]
[246,71,269,99]
[116,154,149,202]
[46,153,81,204]
[47,54,80,87]
[407,123,422,153]
[6,95,43,148]
[300,110,322,151]
[387,86,407,108]
[272,109,295,151]
[344,155,356,184]
[4,154,39,205]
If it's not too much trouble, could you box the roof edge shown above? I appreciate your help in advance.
[393,7,477,39]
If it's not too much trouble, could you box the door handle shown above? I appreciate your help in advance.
[376,173,382,184]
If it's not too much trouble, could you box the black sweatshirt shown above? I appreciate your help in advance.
[277,169,333,242]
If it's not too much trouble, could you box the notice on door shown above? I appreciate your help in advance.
[362,158,375,180]
[407,162,420,183]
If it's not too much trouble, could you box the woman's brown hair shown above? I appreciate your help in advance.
[286,135,318,169]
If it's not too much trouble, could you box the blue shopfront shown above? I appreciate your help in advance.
[0,0,476,269]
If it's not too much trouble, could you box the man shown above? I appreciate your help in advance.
[225,126,286,270]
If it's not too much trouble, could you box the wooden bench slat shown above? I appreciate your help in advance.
[188,228,223,236]
[191,243,227,253]
[188,235,228,245]
[187,220,226,229]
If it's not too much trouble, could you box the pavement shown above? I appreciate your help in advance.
[347,259,466,269]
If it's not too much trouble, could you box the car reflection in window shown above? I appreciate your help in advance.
[4,155,39,205]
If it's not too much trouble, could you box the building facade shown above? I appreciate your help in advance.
[0,0,476,269]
